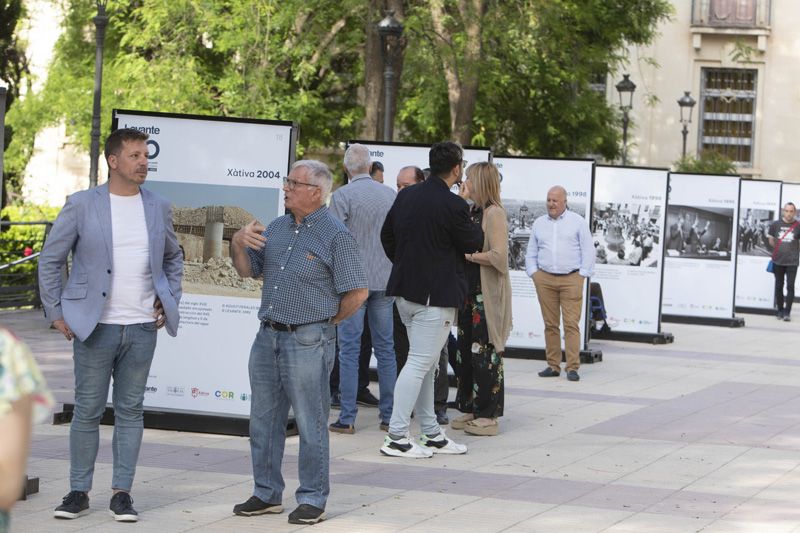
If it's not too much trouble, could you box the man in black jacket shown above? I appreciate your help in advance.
[379,141,483,458]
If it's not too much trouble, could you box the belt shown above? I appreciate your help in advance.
[261,318,331,332]
[542,269,579,276]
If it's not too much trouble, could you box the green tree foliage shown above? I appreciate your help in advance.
[674,151,737,175]
[0,0,27,206]
[7,0,672,194]
[399,0,673,157]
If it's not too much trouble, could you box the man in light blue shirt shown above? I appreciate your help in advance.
[525,185,595,382]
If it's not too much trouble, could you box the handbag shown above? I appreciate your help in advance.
[768,221,799,272]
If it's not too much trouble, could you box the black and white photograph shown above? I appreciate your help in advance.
[592,203,661,267]
[738,208,774,257]
[503,198,587,271]
[665,205,734,261]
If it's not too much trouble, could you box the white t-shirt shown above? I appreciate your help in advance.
[99,192,155,324]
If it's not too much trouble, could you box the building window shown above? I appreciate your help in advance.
[692,0,770,28]
[698,68,757,166]
[710,0,756,26]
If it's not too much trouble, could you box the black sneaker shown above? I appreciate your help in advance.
[233,495,283,516]
[435,408,449,425]
[329,420,355,434]
[109,492,138,522]
[54,490,89,519]
[356,389,379,407]
[287,503,326,525]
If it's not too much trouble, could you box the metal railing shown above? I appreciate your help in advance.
[0,221,52,309]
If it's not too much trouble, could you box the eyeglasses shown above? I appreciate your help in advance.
[283,177,320,190]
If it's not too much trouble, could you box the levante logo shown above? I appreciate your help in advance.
[121,123,160,170]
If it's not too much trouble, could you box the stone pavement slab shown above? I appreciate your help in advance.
[3,308,800,532]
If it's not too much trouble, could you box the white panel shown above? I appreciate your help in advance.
[735,180,781,309]
[662,173,740,319]
[494,157,594,350]
[112,111,294,417]
[593,166,668,334]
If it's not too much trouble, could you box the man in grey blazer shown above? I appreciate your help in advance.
[38,128,183,523]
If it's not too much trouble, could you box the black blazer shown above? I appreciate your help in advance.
[381,176,484,307]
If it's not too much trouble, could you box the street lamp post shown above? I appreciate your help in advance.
[677,91,697,160]
[0,84,6,207]
[376,10,403,143]
[615,74,636,166]
[88,1,109,189]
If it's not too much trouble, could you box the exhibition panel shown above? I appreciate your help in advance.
[593,166,668,337]
[735,180,782,312]
[112,109,295,418]
[493,156,594,352]
[663,172,741,323]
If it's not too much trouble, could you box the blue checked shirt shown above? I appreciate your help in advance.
[247,206,367,324]
[329,174,396,290]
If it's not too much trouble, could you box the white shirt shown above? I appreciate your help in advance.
[99,192,155,324]
[525,209,595,278]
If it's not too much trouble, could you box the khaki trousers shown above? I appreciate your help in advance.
[532,270,584,372]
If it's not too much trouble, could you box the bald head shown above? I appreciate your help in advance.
[546,185,568,219]
[397,166,424,190]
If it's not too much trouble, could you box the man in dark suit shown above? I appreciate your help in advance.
[379,141,483,458]
[667,215,685,253]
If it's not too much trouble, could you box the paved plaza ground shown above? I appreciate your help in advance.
[3,308,800,532]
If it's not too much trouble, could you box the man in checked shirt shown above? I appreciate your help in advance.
[229,160,367,525]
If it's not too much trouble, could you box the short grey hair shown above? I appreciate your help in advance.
[292,159,333,201]
[343,143,371,176]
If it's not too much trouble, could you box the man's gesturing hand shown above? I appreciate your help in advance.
[232,220,267,251]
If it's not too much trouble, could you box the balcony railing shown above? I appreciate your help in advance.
[692,0,771,29]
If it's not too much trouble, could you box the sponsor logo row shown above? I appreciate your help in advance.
[144,385,251,402]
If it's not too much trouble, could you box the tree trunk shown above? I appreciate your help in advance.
[430,0,485,145]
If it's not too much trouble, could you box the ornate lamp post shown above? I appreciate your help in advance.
[677,91,697,160]
[615,74,636,166]
[88,1,109,188]
[376,10,403,142]
[0,83,6,206]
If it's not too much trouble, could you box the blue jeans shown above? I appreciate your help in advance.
[248,321,336,510]
[389,298,455,437]
[70,322,157,492]
[337,290,397,425]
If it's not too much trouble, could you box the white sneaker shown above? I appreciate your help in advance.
[380,435,434,458]
[418,430,468,455]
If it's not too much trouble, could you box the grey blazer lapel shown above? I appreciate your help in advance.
[141,188,160,271]
[94,183,113,260]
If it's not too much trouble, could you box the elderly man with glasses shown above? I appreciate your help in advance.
[230,160,368,525]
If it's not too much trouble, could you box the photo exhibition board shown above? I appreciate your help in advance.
[347,140,491,191]
[493,156,594,351]
[735,180,782,310]
[112,109,295,416]
[662,173,741,319]
[593,166,668,334]
[780,182,800,301]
